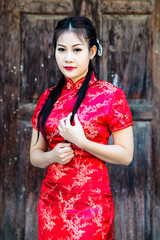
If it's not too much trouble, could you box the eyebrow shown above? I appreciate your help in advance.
[57,43,83,47]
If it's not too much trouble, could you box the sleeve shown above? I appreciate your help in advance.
[31,88,52,130]
[108,88,133,132]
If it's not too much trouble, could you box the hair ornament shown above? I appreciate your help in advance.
[96,39,103,56]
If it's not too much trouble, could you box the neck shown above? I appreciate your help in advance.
[68,69,88,84]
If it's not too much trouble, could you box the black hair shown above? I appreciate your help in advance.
[37,16,100,142]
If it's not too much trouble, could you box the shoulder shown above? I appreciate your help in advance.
[42,86,55,96]
[94,79,123,97]
[38,86,55,102]
[34,86,55,109]
[31,86,55,130]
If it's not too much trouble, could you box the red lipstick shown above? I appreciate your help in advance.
[64,66,75,71]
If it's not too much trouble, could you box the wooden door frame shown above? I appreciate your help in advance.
[0,0,160,239]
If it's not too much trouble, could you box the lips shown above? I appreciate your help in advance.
[64,66,76,71]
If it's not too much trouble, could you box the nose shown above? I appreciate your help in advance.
[65,51,73,62]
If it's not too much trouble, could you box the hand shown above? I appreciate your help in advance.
[58,113,86,148]
[49,142,74,165]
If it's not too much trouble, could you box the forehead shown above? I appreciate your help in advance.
[57,31,88,46]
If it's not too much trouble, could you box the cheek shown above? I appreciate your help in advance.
[79,55,90,67]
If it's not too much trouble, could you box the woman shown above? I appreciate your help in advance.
[30,16,134,240]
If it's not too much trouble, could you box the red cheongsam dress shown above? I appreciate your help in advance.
[31,72,133,240]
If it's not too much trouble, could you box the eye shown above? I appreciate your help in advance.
[57,48,65,52]
[74,48,82,52]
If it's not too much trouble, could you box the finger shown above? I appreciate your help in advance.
[60,150,74,160]
[60,147,74,154]
[57,145,74,155]
[57,142,71,148]
[61,154,74,164]
[61,159,70,165]
[66,113,72,127]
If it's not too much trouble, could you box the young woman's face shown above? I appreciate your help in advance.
[55,31,96,83]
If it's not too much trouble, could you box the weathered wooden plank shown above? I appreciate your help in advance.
[130,104,153,120]
[18,0,74,15]
[152,0,160,239]
[18,103,37,120]
[18,0,86,16]
[72,0,86,16]
[5,0,73,13]
[101,0,154,14]
[0,1,5,239]
[20,14,65,103]
[0,0,159,239]
[86,0,101,25]
[18,121,45,240]
[107,121,152,239]
[2,0,20,239]
[102,14,152,100]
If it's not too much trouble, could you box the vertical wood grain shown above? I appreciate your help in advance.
[2,0,20,238]
[87,0,153,239]
[0,1,4,239]
[102,14,152,100]
[108,122,152,240]
[72,0,86,16]
[152,0,160,239]
[0,0,159,239]
[18,121,45,240]
[20,14,60,102]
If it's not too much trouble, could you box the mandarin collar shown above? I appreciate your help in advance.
[64,71,97,90]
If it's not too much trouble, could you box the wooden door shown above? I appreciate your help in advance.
[0,0,160,239]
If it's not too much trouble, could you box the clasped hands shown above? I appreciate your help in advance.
[51,113,86,165]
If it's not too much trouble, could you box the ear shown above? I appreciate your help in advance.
[89,45,97,60]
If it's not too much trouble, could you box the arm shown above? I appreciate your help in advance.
[81,126,134,165]
[30,128,74,168]
[58,113,134,165]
